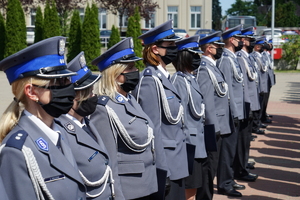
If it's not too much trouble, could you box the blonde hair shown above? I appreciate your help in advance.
[0,77,50,142]
[94,63,127,99]
[76,86,93,107]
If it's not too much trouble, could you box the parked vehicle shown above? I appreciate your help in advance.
[173,28,189,38]
[222,16,257,34]
[26,26,35,45]
[282,30,299,42]
[259,28,284,46]
[194,29,215,39]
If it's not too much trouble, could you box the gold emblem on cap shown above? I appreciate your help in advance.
[59,39,66,56]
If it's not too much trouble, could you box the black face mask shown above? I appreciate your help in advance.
[246,41,255,53]
[234,41,244,52]
[158,46,178,65]
[120,70,140,93]
[258,46,264,53]
[38,84,75,118]
[191,53,201,70]
[74,95,98,117]
[213,47,223,60]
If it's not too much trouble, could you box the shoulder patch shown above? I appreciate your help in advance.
[97,95,109,106]
[35,138,49,152]
[176,71,185,77]
[5,130,28,150]
[236,52,242,57]
[63,121,76,133]
[143,69,152,76]
[200,61,206,66]
[223,52,228,56]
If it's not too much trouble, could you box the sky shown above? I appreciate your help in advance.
[219,0,236,16]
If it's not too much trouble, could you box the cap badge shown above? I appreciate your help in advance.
[130,38,134,48]
[79,55,86,68]
[59,39,66,56]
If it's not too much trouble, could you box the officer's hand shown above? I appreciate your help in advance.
[164,177,171,197]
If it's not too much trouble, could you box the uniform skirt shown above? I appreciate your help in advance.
[185,158,206,189]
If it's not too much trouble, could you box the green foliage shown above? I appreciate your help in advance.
[0,14,6,60]
[44,0,61,39]
[275,2,299,27]
[67,10,82,62]
[108,25,121,49]
[126,7,143,69]
[4,0,26,58]
[81,4,100,70]
[212,0,222,30]
[34,6,44,43]
[281,35,300,70]
[226,0,258,16]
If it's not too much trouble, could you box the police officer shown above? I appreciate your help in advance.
[133,19,189,200]
[57,52,123,200]
[171,35,207,200]
[0,36,86,200]
[235,27,259,181]
[216,25,245,197]
[90,37,158,200]
[195,31,232,200]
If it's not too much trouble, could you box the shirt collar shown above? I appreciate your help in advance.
[202,55,216,66]
[224,48,237,58]
[157,64,170,78]
[24,110,60,145]
[241,49,249,56]
[65,114,86,128]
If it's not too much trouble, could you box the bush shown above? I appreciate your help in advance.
[34,6,44,43]
[0,14,6,60]
[44,0,61,39]
[67,10,82,62]
[108,25,120,49]
[281,35,300,70]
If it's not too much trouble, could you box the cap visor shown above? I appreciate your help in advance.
[74,74,101,90]
[187,49,204,54]
[120,56,143,63]
[162,35,182,41]
[213,41,225,45]
[36,68,77,79]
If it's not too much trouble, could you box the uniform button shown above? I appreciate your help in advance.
[145,120,148,124]
[105,159,109,165]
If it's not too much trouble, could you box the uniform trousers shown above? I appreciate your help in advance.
[196,135,221,200]
[259,92,268,123]
[261,92,270,122]
[252,110,261,132]
[217,126,239,192]
[165,178,186,200]
[234,118,252,178]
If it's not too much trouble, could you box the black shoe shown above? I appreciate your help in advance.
[262,119,272,123]
[267,114,273,118]
[254,129,265,134]
[218,188,242,197]
[248,161,256,165]
[251,135,257,138]
[247,163,255,169]
[236,173,258,182]
[233,183,246,190]
[260,124,268,128]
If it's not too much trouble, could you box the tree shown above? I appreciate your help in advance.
[0,14,6,60]
[281,35,300,70]
[108,25,120,49]
[67,10,81,62]
[44,0,61,38]
[4,0,26,57]
[275,1,299,27]
[81,4,100,70]
[126,7,143,69]
[226,0,258,16]
[34,6,44,43]
[212,0,222,30]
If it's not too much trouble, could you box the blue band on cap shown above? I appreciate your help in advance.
[199,36,221,45]
[255,40,264,44]
[97,48,134,71]
[177,42,199,50]
[71,66,89,83]
[5,54,65,84]
[222,30,241,40]
[143,29,175,45]
[242,31,254,36]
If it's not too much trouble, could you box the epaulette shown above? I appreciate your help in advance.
[143,69,152,76]
[5,130,28,150]
[63,121,76,134]
[223,52,229,56]
[97,95,109,106]
[200,61,206,66]
[176,71,185,77]
[236,52,242,57]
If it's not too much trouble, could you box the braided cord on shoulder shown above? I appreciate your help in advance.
[205,67,228,97]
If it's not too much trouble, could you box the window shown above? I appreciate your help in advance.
[30,8,36,26]
[119,11,128,28]
[191,6,201,29]
[78,8,84,22]
[98,8,107,29]
[145,13,155,29]
[167,6,178,28]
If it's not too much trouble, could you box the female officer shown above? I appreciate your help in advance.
[133,20,189,200]
[170,35,207,200]
[90,37,158,200]
[57,52,124,200]
[0,37,86,200]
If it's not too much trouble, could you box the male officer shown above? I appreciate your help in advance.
[195,31,232,200]
[216,25,246,197]
[235,27,259,182]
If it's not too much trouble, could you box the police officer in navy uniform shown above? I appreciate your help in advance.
[0,37,86,200]
[133,20,189,200]
[0,176,9,200]
[235,27,259,181]
[194,31,232,200]
[57,52,124,200]
[171,35,207,200]
[216,25,245,197]
[90,37,158,200]
[250,36,268,135]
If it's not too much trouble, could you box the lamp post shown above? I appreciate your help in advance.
[271,0,275,61]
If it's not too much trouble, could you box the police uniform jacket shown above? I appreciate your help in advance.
[195,56,231,135]
[250,51,269,93]
[0,176,9,200]
[132,65,189,181]
[262,51,275,87]
[0,112,86,200]
[57,115,123,200]
[236,50,261,111]
[217,48,245,120]
[171,71,207,159]
[90,93,157,200]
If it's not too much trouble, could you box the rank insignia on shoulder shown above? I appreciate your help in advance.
[237,52,242,57]
[5,130,28,150]
[98,95,109,106]
[223,52,228,56]
[116,94,125,103]
[143,69,152,76]
[201,61,206,66]
[64,122,75,133]
[36,137,49,152]
[177,71,184,77]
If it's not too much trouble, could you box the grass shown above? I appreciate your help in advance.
[274,69,300,73]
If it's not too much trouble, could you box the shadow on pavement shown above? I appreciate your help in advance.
[264,132,300,141]
[252,147,300,159]
[252,155,300,168]
[252,167,300,184]
[281,82,300,104]
[266,115,300,129]
[260,140,300,150]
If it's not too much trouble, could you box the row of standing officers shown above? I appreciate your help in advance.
[0,19,275,200]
